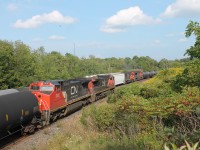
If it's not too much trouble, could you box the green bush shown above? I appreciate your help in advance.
[81,67,200,149]
[140,86,159,99]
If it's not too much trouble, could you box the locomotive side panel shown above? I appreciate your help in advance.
[124,71,135,83]
[63,80,89,102]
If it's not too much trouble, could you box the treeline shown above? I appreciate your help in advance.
[0,40,186,90]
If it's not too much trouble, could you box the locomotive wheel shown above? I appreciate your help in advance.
[21,125,35,135]
[89,94,96,103]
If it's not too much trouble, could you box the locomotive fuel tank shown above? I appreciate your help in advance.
[0,89,38,139]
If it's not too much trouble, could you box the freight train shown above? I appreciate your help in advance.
[0,70,156,140]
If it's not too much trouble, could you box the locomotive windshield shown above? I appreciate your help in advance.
[30,86,40,91]
[40,86,54,92]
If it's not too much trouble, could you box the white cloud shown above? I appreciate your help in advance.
[161,0,200,18]
[178,38,187,42]
[7,3,18,11]
[13,10,76,28]
[101,28,125,33]
[49,35,65,40]
[101,6,161,33]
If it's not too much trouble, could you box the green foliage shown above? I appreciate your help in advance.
[81,104,116,131]
[185,21,200,59]
[158,59,185,69]
[172,60,200,91]
[108,83,146,103]
[91,134,163,150]
[172,21,200,91]
[0,40,36,89]
[165,140,199,150]
[132,56,158,71]
[0,39,187,89]
[140,86,159,99]
[81,66,200,149]
[0,40,15,89]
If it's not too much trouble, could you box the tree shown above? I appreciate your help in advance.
[0,40,36,89]
[185,21,200,59]
[0,40,16,89]
[172,21,200,91]
[13,41,37,87]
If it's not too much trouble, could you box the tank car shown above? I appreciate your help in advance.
[0,89,39,140]
[143,72,150,79]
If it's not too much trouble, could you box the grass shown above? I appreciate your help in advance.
[40,102,109,150]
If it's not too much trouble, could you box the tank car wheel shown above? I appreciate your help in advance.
[21,130,27,136]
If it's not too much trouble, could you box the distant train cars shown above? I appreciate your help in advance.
[0,70,156,140]
[106,70,156,86]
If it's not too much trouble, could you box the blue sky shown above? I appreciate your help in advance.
[1,0,200,60]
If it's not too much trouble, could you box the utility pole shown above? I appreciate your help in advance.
[74,43,76,56]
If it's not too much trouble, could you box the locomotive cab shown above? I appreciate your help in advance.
[29,81,66,112]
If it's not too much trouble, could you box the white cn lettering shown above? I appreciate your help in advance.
[71,86,78,95]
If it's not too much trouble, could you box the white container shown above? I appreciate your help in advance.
[110,73,125,86]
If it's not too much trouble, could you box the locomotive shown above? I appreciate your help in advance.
[0,70,156,140]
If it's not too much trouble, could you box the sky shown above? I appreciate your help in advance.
[0,0,200,60]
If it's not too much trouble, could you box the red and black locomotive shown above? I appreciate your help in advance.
[0,75,115,140]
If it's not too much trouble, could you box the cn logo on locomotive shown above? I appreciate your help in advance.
[71,86,78,95]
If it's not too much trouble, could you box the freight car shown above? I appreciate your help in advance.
[109,73,125,86]
[108,69,144,85]
[0,89,38,140]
